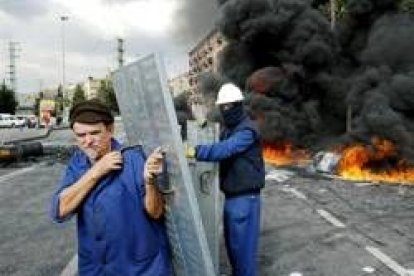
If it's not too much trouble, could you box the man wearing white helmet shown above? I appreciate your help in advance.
[187,82,265,276]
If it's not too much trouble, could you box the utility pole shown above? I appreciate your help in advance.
[7,41,20,93]
[38,79,43,93]
[330,0,336,30]
[117,38,124,68]
[60,15,69,104]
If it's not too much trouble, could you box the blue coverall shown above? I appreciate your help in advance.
[196,129,262,276]
[50,139,172,276]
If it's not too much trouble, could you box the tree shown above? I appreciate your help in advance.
[315,0,347,22]
[72,84,86,106]
[33,91,43,117]
[98,79,119,114]
[55,85,64,125]
[0,81,18,114]
[401,0,414,13]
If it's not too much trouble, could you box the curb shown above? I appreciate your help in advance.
[4,128,52,145]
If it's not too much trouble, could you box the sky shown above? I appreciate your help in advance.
[0,0,218,94]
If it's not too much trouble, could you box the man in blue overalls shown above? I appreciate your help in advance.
[50,99,172,275]
[187,83,265,276]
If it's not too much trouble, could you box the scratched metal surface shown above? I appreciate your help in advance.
[113,53,215,276]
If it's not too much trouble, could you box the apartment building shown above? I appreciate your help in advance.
[188,29,227,104]
[83,76,102,99]
[168,72,190,98]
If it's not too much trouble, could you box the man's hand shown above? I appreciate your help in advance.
[185,144,196,159]
[91,151,123,179]
[143,147,165,218]
[58,151,122,219]
[144,147,164,184]
[197,118,207,128]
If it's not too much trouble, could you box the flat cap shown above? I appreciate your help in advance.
[69,99,114,128]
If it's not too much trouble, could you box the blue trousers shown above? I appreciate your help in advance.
[224,194,261,276]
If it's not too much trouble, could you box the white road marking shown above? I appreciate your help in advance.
[277,182,413,276]
[316,209,346,228]
[282,186,307,200]
[265,170,295,182]
[365,246,411,276]
[362,266,376,273]
[0,166,36,184]
[60,254,78,276]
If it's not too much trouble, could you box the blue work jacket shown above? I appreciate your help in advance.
[195,117,265,196]
[50,139,172,276]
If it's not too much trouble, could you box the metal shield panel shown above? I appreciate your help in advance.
[112,53,215,276]
[187,121,221,275]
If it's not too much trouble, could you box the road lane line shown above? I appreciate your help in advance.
[279,185,413,275]
[316,209,346,228]
[0,166,35,183]
[60,254,78,276]
[365,246,410,276]
[281,187,307,200]
[281,187,345,227]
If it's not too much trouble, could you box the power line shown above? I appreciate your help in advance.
[117,37,124,68]
[7,41,20,93]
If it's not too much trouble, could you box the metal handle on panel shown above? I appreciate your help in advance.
[199,171,212,195]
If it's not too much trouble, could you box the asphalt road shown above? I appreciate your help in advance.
[0,124,130,276]
[1,127,413,276]
[0,162,76,276]
[257,168,414,276]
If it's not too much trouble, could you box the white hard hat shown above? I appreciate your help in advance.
[215,83,245,105]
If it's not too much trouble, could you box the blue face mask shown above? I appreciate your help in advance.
[220,102,246,127]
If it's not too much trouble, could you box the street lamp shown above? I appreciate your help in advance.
[59,15,69,125]
[60,15,69,104]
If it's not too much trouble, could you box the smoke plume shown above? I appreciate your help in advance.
[171,0,219,46]
[208,0,414,161]
[174,92,194,139]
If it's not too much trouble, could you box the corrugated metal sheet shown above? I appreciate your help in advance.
[187,121,221,274]
[112,53,215,276]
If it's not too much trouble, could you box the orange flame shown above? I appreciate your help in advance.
[337,137,414,184]
[262,142,311,166]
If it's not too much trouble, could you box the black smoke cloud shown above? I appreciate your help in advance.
[345,13,414,159]
[101,0,218,48]
[99,0,219,50]
[174,92,194,139]
[171,0,219,46]
[208,0,414,161]
[216,0,341,146]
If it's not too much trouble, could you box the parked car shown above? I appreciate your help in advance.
[0,114,13,128]
[0,114,29,128]
[15,115,38,128]
[11,115,26,128]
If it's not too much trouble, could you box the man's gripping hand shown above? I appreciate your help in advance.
[90,151,123,179]
[144,147,164,185]
[185,144,196,159]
